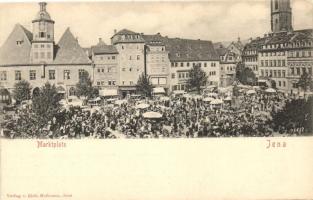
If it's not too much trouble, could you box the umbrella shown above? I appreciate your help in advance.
[265,88,276,93]
[246,90,256,95]
[159,96,170,101]
[203,97,214,102]
[143,111,162,119]
[210,99,223,105]
[135,103,150,109]
[115,99,127,105]
[192,95,203,99]
[207,93,218,97]
[224,96,232,101]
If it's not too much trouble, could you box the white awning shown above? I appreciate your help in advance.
[153,87,165,94]
[99,89,118,97]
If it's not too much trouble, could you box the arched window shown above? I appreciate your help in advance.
[69,87,76,96]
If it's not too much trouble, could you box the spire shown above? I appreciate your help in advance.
[39,2,47,12]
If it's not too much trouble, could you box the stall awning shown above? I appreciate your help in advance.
[153,87,165,94]
[99,89,118,97]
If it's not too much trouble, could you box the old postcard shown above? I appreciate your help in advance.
[0,0,313,199]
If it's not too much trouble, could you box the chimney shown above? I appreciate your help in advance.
[157,32,160,35]
[238,37,240,42]
[114,29,117,34]
[39,2,47,11]
[99,38,102,43]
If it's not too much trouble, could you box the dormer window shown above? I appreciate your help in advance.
[16,40,23,45]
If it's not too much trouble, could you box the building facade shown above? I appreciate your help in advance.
[91,38,119,90]
[242,0,313,92]
[0,2,92,99]
[111,29,145,97]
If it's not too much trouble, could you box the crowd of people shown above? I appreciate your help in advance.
[1,87,305,139]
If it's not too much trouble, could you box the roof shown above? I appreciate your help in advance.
[91,43,118,55]
[0,24,32,65]
[215,47,228,56]
[143,34,219,61]
[53,28,91,64]
[142,34,165,46]
[114,29,138,36]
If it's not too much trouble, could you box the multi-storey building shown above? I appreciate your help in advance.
[0,2,92,99]
[242,0,313,92]
[216,46,237,87]
[142,34,170,93]
[242,37,266,78]
[286,30,313,91]
[91,38,119,90]
[163,38,220,92]
[111,29,145,97]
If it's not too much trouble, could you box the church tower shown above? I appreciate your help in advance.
[271,0,293,33]
[31,2,55,63]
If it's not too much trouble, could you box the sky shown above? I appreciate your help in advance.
[0,0,312,47]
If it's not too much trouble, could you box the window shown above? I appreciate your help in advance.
[29,70,36,80]
[211,63,216,67]
[180,62,184,67]
[41,44,45,48]
[278,70,281,77]
[291,68,294,75]
[261,60,264,67]
[171,73,175,79]
[278,81,281,87]
[129,68,132,72]
[178,73,182,79]
[283,81,286,87]
[112,56,116,60]
[64,70,70,80]
[78,69,86,80]
[47,34,50,39]
[171,63,174,67]
[122,68,125,71]
[129,56,132,60]
[15,71,21,80]
[39,32,45,38]
[175,63,178,67]
[97,81,100,86]
[40,52,45,59]
[261,70,264,77]
[102,69,105,73]
[0,71,7,81]
[282,60,285,66]
[296,68,300,75]
[309,67,312,75]
[47,52,51,59]
[49,70,55,80]
[97,69,100,73]
[137,55,140,60]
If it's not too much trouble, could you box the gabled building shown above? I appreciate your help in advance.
[0,2,92,98]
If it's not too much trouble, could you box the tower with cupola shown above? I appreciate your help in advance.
[31,2,55,63]
[271,0,293,33]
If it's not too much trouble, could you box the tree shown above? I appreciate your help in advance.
[32,82,61,126]
[271,97,313,134]
[12,80,32,104]
[297,71,313,92]
[76,74,98,99]
[136,73,153,97]
[235,62,256,85]
[186,64,208,94]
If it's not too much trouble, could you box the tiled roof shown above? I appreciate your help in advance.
[53,28,91,64]
[91,44,118,55]
[114,29,138,36]
[213,42,224,49]
[142,34,165,46]
[215,47,228,56]
[144,34,219,61]
[0,24,32,65]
